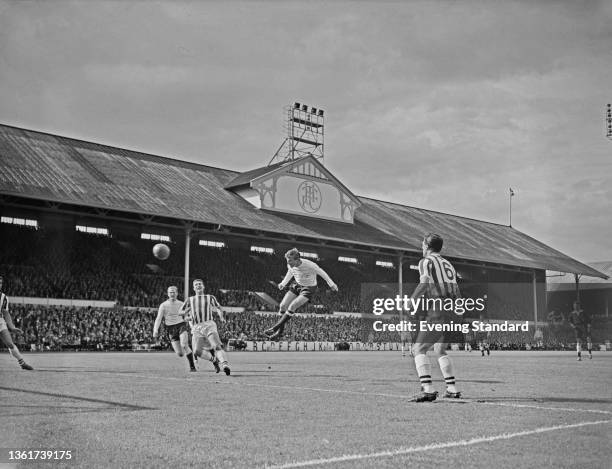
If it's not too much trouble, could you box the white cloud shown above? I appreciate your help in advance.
[1,0,611,261]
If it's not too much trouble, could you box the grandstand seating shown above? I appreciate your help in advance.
[0,223,396,311]
[2,223,611,350]
[5,302,611,352]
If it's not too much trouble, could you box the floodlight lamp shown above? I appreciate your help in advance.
[318,109,324,117]
[294,102,300,109]
[302,104,308,111]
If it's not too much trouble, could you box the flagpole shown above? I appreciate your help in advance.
[509,192,512,227]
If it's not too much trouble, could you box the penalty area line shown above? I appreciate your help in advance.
[264,419,612,469]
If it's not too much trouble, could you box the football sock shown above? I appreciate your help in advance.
[186,352,195,368]
[438,355,458,393]
[198,349,213,362]
[576,343,581,358]
[414,354,435,393]
[272,312,293,333]
[587,341,592,356]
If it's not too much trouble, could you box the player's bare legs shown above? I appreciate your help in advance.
[433,342,460,398]
[1,329,33,370]
[586,324,593,359]
[265,291,296,338]
[265,292,308,339]
[192,335,220,372]
[172,331,196,371]
[412,330,441,402]
[207,332,230,375]
[411,320,460,401]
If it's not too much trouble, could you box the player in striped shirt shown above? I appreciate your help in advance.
[153,286,199,372]
[181,279,230,375]
[0,275,33,370]
[265,248,338,340]
[408,234,461,402]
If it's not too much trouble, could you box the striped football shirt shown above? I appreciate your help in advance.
[418,252,460,299]
[188,294,222,324]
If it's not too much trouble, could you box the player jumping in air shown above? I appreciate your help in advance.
[153,285,200,372]
[568,301,592,361]
[264,248,338,340]
[408,234,461,402]
[0,275,33,370]
[181,279,230,375]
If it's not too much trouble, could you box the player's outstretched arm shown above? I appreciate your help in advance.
[279,269,293,290]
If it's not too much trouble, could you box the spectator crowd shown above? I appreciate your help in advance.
[2,224,611,352]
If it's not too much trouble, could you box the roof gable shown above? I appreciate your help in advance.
[0,123,605,278]
[226,156,361,224]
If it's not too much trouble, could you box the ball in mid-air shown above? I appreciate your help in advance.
[152,243,170,260]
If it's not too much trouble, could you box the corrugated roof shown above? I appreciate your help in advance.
[548,261,612,286]
[0,123,605,278]
[224,160,288,189]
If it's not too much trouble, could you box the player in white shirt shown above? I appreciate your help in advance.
[0,275,33,370]
[181,279,230,375]
[265,248,338,340]
[153,286,198,372]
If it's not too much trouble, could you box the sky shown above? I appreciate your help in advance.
[1,0,611,265]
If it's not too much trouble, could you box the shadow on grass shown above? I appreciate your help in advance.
[0,386,155,411]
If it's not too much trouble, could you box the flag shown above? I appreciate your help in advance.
[509,187,515,197]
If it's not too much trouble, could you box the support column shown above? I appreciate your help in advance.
[574,273,580,304]
[184,226,192,301]
[532,271,538,325]
[398,253,405,355]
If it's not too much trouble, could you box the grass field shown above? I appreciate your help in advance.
[1,350,611,468]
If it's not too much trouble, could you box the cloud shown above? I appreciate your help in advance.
[1,0,611,262]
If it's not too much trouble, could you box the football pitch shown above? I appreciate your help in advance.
[2,351,611,468]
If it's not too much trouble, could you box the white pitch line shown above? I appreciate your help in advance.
[99,371,612,416]
[264,419,612,469]
[478,401,612,416]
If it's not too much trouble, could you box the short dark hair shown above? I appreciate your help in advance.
[193,278,204,284]
[424,233,443,252]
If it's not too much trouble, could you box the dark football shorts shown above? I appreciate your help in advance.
[288,282,317,300]
[166,322,190,342]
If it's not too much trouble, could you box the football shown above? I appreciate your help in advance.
[152,243,170,260]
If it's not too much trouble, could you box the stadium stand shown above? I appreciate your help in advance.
[0,123,610,351]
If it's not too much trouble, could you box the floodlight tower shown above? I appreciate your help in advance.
[606,104,612,140]
[270,102,325,165]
